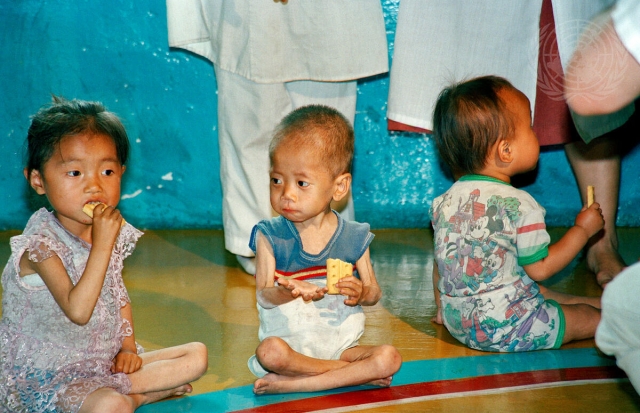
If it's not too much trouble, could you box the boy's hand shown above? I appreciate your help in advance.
[575,202,604,238]
[278,278,327,302]
[111,349,143,374]
[336,276,363,306]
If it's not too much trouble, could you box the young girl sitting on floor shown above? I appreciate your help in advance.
[248,105,402,394]
[0,97,207,413]
[430,76,604,352]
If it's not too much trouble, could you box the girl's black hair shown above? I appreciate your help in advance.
[26,96,129,175]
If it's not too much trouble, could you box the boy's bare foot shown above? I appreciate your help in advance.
[587,242,626,287]
[431,308,444,325]
[254,373,304,395]
[368,376,393,387]
[253,373,393,395]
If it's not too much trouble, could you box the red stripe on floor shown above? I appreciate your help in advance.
[232,366,626,413]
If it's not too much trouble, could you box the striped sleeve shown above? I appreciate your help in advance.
[516,210,550,266]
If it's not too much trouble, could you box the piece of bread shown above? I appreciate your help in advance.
[326,258,352,294]
[83,203,126,227]
[587,185,595,207]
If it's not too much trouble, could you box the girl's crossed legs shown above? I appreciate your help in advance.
[79,342,208,413]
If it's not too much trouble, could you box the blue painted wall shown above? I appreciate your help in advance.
[1,1,639,231]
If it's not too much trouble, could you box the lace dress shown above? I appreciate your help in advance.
[0,208,143,412]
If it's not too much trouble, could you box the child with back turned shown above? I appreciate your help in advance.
[429,76,604,352]
[248,105,402,394]
[0,97,207,413]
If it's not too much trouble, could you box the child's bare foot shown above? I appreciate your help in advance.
[431,308,443,325]
[368,376,393,387]
[130,384,193,407]
[254,373,303,395]
[171,384,193,397]
[587,242,626,287]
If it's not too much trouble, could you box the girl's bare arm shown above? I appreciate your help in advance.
[20,207,122,325]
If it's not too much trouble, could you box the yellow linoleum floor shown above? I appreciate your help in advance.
[1,227,639,412]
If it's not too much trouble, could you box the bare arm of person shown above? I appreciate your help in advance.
[20,206,123,325]
[254,232,326,308]
[112,302,143,374]
[565,17,640,116]
[339,248,381,306]
[524,203,604,281]
[432,261,443,324]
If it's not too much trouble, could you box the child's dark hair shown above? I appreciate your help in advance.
[432,76,516,175]
[26,96,130,176]
[269,105,354,177]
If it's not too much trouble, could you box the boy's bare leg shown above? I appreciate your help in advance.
[564,136,625,287]
[538,284,601,309]
[559,303,601,344]
[254,338,401,394]
[255,336,349,377]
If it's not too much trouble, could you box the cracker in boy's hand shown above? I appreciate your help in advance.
[587,185,595,207]
[83,203,126,227]
[326,258,352,294]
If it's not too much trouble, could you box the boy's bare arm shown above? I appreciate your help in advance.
[345,248,381,306]
[254,233,326,307]
[255,233,291,308]
[432,260,443,324]
[524,203,604,281]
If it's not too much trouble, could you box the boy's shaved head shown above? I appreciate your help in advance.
[270,105,354,177]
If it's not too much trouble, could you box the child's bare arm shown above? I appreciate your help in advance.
[255,233,326,308]
[21,205,122,325]
[432,260,443,324]
[340,248,381,306]
[112,302,143,374]
[524,202,604,281]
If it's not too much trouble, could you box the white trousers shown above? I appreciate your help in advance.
[214,67,357,256]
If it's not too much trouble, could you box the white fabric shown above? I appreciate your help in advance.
[251,279,365,378]
[167,0,387,256]
[612,0,640,64]
[596,262,640,394]
[387,0,617,132]
[215,67,357,256]
[166,0,389,83]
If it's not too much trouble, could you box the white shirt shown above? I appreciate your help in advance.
[612,0,640,64]
[387,0,615,130]
[166,0,389,83]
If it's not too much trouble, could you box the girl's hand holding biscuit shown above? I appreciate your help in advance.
[84,203,124,248]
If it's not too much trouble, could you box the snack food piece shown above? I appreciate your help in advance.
[326,258,352,294]
[587,185,595,207]
[83,203,126,227]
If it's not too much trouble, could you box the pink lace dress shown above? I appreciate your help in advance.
[0,208,143,412]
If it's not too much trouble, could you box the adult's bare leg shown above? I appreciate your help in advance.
[565,134,625,287]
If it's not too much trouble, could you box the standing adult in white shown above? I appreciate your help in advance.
[166,0,389,273]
